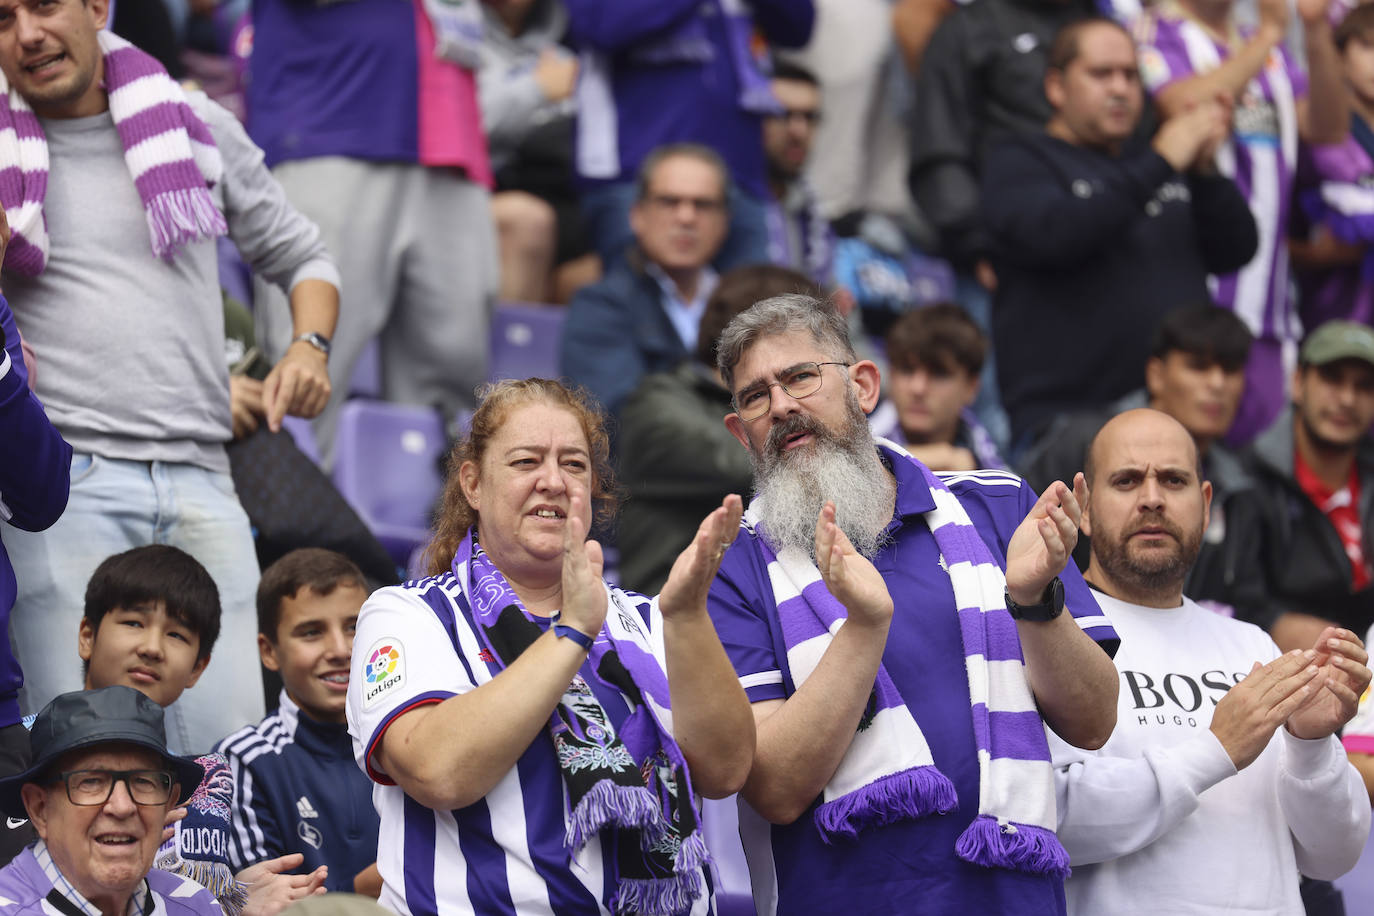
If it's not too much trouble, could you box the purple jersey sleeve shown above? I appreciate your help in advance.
[1137,14,1195,94]
[707,539,789,704]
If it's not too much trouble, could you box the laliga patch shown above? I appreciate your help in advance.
[1138,47,1169,92]
[363,639,406,709]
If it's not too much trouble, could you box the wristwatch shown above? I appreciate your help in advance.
[291,332,331,358]
[1004,576,1065,622]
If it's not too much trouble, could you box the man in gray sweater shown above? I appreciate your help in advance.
[0,0,339,754]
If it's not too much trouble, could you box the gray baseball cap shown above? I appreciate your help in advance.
[0,686,204,818]
[1300,320,1374,369]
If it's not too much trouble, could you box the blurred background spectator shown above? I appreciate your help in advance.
[617,264,821,594]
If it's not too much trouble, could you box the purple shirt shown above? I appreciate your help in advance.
[1294,123,1374,328]
[706,451,1118,915]
[0,844,223,915]
[1137,3,1307,342]
[247,0,490,183]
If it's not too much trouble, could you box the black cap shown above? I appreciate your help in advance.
[0,687,204,818]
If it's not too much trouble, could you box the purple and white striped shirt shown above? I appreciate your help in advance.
[347,573,715,916]
[1136,3,1307,343]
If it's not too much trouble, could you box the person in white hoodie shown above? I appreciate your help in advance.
[1052,407,1371,915]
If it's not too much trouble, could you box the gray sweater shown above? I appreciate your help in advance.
[3,93,337,472]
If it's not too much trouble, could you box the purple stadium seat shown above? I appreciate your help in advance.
[331,400,446,565]
[489,302,566,382]
[217,237,252,310]
[703,797,757,916]
[1336,832,1374,903]
[350,337,382,399]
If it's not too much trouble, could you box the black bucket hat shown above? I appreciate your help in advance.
[0,686,205,818]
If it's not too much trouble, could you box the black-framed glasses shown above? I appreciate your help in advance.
[646,193,726,215]
[55,769,174,807]
[734,361,850,421]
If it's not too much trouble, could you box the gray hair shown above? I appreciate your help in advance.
[635,143,730,204]
[715,294,857,390]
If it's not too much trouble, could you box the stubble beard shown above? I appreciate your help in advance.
[1092,513,1202,602]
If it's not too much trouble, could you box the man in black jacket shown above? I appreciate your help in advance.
[980,16,1258,451]
[1232,320,1374,653]
[910,0,1092,281]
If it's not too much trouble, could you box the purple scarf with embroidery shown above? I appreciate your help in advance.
[453,531,709,916]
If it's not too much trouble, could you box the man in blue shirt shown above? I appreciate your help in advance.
[561,144,730,422]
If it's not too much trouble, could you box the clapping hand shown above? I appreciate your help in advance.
[815,501,894,629]
[1287,627,1372,740]
[1005,474,1086,607]
[659,494,743,619]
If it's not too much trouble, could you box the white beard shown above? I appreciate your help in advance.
[750,396,895,560]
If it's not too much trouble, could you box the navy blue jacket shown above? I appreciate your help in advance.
[216,692,380,892]
[0,294,71,727]
[559,260,690,420]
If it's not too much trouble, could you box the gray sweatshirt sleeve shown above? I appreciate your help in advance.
[478,57,552,153]
[193,93,341,295]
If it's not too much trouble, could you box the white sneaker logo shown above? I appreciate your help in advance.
[5,817,26,829]
[295,796,319,820]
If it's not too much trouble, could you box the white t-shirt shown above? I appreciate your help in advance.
[1050,591,1369,915]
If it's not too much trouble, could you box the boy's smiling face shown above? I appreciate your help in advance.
[79,602,209,709]
[260,585,365,724]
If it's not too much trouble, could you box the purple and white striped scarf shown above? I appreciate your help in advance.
[0,30,225,277]
[745,440,1069,877]
[453,530,710,916]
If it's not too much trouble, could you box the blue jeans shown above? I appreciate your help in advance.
[581,180,771,272]
[0,453,264,754]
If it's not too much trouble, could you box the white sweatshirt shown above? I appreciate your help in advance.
[1050,592,1370,915]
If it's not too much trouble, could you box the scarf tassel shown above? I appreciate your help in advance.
[813,765,958,843]
[154,855,248,916]
[612,872,703,916]
[672,826,711,873]
[954,814,1072,879]
[145,187,227,260]
[564,781,665,853]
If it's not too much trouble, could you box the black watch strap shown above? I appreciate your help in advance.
[1005,576,1065,622]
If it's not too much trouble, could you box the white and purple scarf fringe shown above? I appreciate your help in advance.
[454,533,710,914]
[749,440,1070,877]
[0,30,225,277]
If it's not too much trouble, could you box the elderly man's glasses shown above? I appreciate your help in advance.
[734,361,849,421]
[55,769,174,807]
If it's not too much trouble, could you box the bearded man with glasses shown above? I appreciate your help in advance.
[706,294,1122,915]
[0,686,221,916]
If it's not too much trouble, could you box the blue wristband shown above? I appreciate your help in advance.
[551,617,594,651]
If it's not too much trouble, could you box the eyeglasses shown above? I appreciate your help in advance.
[734,362,850,421]
[646,193,726,215]
[767,108,822,126]
[55,769,174,807]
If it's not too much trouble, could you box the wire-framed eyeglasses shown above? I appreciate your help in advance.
[733,361,850,421]
[54,769,175,807]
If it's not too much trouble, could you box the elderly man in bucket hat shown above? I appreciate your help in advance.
[0,686,223,916]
